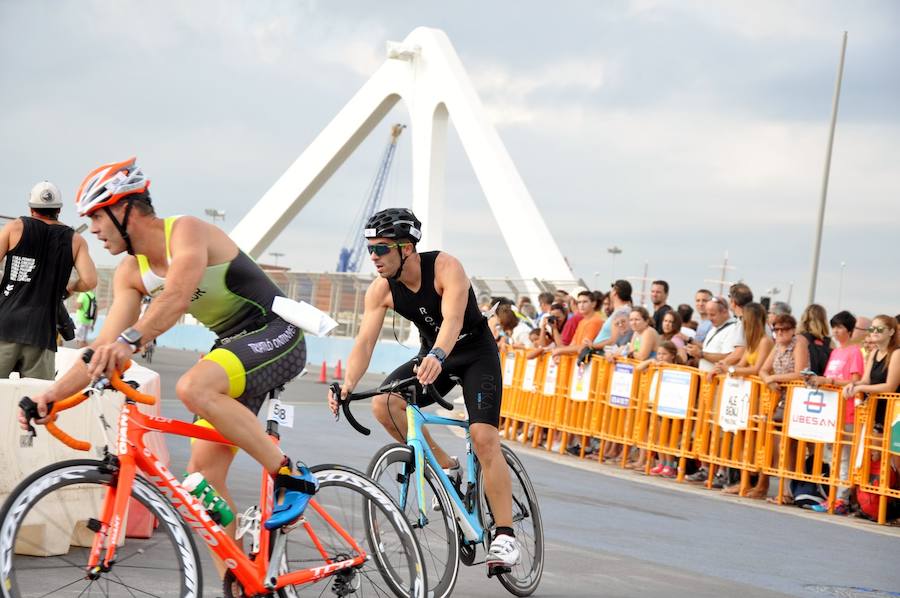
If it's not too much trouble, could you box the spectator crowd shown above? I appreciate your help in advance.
[484,278,900,521]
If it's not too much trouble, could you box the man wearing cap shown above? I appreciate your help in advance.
[0,181,97,379]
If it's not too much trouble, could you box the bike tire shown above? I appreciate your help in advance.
[273,464,427,598]
[368,443,461,598]
[0,459,203,598]
[477,444,544,597]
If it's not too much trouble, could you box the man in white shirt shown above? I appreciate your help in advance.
[686,296,744,371]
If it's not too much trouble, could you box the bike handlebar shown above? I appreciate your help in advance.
[331,366,456,437]
[19,348,157,451]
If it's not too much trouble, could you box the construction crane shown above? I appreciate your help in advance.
[336,123,406,273]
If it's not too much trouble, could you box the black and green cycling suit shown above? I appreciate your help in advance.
[138,216,306,423]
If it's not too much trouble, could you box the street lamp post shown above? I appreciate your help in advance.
[607,246,622,281]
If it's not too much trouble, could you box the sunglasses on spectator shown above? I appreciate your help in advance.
[367,242,409,256]
[866,325,888,333]
[773,326,794,332]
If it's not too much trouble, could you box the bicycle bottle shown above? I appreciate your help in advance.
[183,472,235,525]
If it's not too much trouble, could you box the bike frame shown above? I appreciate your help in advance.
[403,404,486,545]
[88,397,366,596]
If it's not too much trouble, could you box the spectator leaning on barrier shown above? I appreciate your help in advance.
[0,181,97,380]
[805,310,864,514]
[677,303,696,330]
[686,296,743,372]
[693,288,714,344]
[627,306,659,361]
[74,289,98,349]
[660,310,688,363]
[849,316,872,354]
[713,302,773,379]
[843,315,900,437]
[535,291,554,327]
[552,290,604,357]
[750,313,810,501]
[650,280,673,334]
[589,279,633,352]
[799,303,832,376]
[559,287,586,346]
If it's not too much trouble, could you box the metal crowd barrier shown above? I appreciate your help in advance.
[498,350,900,524]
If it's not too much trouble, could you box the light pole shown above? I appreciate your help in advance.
[269,252,285,267]
[837,261,846,309]
[607,246,622,281]
[204,208,226,224]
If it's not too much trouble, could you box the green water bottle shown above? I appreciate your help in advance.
[182,472,234,526]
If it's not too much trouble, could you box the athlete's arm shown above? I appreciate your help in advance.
[328,279,389,415]
[0,219,22,261]
[67,233,98,294]
[132,216,209,344]
[417,253,468,385]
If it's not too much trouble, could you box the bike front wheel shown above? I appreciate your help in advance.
[0,459,203,598]
[273,464,427,598]
[368,443,461,598]
[477,444,544,597]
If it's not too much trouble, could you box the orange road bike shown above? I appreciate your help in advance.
[0,354,425,598]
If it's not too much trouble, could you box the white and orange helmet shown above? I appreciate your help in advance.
[75,157,150,217]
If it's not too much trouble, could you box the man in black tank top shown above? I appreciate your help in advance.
[328,208,521,570]
[0,181,97,379]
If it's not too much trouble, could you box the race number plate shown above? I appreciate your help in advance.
[267,399,295,428]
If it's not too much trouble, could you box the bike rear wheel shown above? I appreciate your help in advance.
[477,444,544,596]
[368,443,460,598]
[273,464,426,598]
[0,459,203,598]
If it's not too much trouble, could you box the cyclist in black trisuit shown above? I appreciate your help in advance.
[328,208,520,570]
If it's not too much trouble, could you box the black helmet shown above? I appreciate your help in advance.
[364,208,422,244]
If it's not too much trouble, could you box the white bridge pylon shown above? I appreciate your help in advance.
[231,26,574,282]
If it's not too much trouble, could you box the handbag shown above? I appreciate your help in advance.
[772,397,785,423]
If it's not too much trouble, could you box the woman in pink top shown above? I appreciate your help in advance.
[807,310,864,513]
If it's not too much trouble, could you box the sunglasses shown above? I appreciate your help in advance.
[366,242,409,256]
[866,325,888,334]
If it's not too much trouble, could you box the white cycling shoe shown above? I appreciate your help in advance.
[486,534,520,570]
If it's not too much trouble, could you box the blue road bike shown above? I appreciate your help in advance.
[333,374,543,598]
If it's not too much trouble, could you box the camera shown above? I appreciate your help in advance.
[547,316,557,324]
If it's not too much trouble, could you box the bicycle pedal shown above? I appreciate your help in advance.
[487,564,511,578]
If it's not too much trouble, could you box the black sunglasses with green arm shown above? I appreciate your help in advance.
[366,242,410,256]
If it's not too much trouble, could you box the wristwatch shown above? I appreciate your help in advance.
[428,347,447,364]
[727,366,736,376]
[117,327,143,353]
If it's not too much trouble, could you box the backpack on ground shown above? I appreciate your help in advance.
[789,455,830,508]
[854,458,900,521]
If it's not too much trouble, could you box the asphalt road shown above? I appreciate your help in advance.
[64,348,900,597]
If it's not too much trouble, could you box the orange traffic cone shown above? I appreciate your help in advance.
[334,359,342,380]
[318,360,328,384]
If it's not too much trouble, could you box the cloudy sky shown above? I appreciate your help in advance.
[2,1,898,317]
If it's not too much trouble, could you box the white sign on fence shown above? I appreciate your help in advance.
[570,362,592,401]
[502,353,517,387]
[718,376,752,432]
[543,359,559,395]
[609,363,634,408]
[656,369,691,419]
[522,358,538,392]
[787,387,839,443]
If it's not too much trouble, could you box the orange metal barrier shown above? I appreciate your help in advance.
[497,354,900,524]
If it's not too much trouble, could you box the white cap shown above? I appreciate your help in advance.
[29,181,63,209]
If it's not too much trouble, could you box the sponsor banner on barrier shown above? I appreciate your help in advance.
[503,352,516,387]
[522,358,538,392]
[891,410,900,455]
[718,376,752,432]
[543,359,559,395]
[656,369,691,419]
[787,387,839,442]
[609,363,634,408]
[570,362,593,401]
